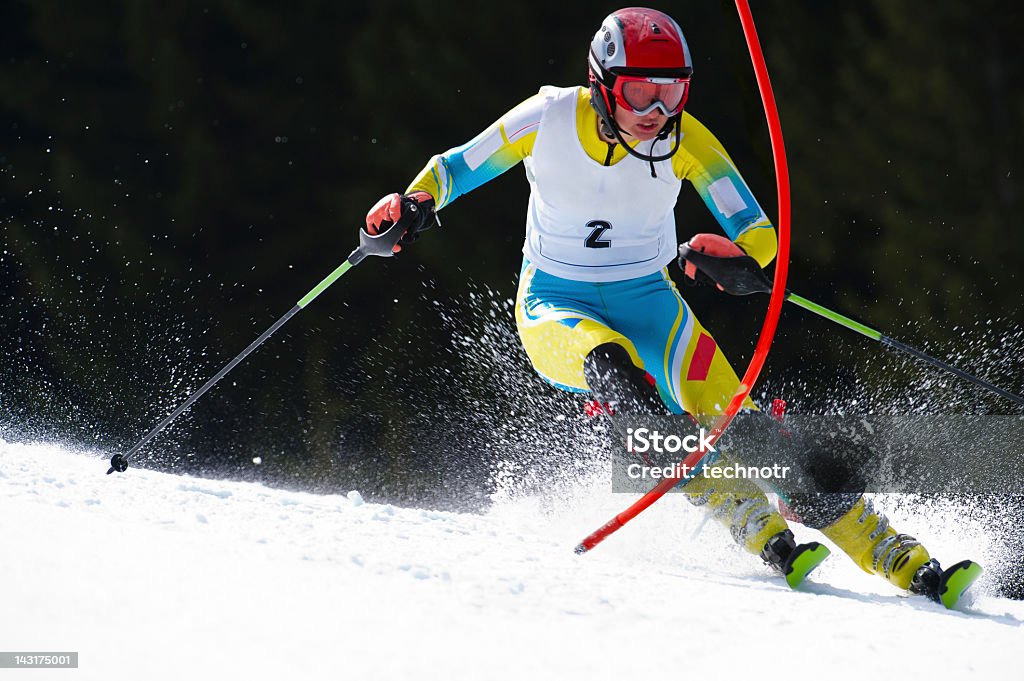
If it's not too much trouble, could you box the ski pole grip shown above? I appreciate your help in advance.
[677,242,774,296]
[356,206,419,261]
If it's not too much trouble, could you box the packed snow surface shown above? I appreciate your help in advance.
[2,440,1021,680]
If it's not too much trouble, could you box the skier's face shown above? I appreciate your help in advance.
[613,106,668,142]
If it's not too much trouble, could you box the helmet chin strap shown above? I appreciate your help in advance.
[591,83,682,176]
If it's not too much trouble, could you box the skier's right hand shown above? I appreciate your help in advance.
[365,191,437,253]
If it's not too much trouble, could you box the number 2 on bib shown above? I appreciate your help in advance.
[584,220,612,249]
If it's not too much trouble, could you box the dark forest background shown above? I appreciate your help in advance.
[2,1,1023,508]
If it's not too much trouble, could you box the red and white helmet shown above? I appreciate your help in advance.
[588,8,693,122]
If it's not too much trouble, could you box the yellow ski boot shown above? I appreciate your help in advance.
[685,460,830,588]
[821,496,985,607]
[821,496,931,590]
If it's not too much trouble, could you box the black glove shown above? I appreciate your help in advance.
[677,233,773,296]
[364,191,438,253]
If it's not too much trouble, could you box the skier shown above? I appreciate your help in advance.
[364,7,975,603]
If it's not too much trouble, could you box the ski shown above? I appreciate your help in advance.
[910,558,984,609]
[783,542,831,589]
[761,530,831,589]
[937,560,984,610]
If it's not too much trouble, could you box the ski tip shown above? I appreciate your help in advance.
[939,560,983,610]
[785,542,831,590]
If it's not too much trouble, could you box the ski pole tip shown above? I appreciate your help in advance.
[573,543,588,555]
[107,453,128,475]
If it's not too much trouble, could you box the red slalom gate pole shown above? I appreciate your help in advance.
[574,0,792,554]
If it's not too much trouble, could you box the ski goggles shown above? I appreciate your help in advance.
[610,75,690,117]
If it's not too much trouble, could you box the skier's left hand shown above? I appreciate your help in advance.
[677,233,772,296]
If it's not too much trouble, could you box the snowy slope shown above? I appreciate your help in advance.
[1,440,1021,681]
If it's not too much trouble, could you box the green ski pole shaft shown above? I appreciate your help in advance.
[785,293,882,341]
[105,214,420,475]
[107,249,362,474]
[785,293,1024,408]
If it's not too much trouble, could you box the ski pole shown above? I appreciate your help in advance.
[785,292,1024,408]
[106,214,419,475]
[676,244,1024,408]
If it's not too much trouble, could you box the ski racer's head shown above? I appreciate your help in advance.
[588,8,692,161]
